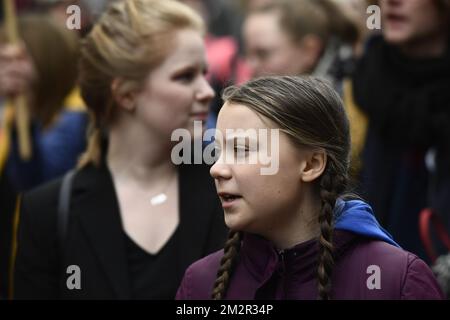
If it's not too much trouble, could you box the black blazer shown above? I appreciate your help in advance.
[0,174,17,299]
[13,163,227,299]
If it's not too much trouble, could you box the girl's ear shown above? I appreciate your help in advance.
[300,149,327,183]
[111,78,137,112]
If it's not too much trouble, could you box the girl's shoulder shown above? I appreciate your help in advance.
[335,235,445,299]
[176,249,224,300]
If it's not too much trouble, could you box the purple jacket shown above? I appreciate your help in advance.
[176,230,444,299]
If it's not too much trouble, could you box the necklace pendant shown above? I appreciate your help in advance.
[150,193,167,206]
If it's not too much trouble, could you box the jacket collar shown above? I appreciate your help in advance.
[240,230,359,286]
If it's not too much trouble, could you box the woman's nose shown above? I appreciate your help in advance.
[196,76,215,103]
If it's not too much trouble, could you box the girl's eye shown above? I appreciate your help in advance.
[234,146,249,157]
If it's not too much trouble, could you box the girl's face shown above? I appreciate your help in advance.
[210,102,320,238]
[381,0,445,46]
[132,28,214,139]
[243,11,316,78]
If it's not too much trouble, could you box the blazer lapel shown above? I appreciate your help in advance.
[71,164,131,299]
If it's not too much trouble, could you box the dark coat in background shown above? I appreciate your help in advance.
[352,35,450,260]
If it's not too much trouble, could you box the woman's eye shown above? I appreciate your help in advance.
[175,71,195,82]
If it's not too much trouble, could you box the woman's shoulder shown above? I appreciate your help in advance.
[22,175,63,213]
[176,249,224,300]
[19,164,107,246]
[18,175,64,244]
[22,164,99,215]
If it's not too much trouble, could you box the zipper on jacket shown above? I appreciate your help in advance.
[278,249,287,299]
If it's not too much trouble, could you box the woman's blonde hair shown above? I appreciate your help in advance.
[78,0,204,167]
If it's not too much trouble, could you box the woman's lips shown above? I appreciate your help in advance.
[190,112,208,121]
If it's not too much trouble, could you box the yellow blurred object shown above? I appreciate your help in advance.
[8,195,21,300]
[64,87,86,112]
[343,78,368,173]
[0,86,86,176]
[0,104,14,176]
[3,0,32,161]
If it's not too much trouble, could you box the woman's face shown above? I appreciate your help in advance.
[381,0,445,45]
[243,11,314,78]
[133,28,214,139]
[210,102,313,237]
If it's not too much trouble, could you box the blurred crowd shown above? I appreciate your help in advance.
[0,0,449,299]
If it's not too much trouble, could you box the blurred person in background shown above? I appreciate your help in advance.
[242,0,361,90]
[337,0,379,55]
[351,0,450,260]
[0,14,86,191]
[0,13,86,299]
[241,0,368,176]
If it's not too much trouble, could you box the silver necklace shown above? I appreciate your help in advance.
[150,171,177,206]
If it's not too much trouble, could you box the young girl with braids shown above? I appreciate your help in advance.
[176,76,444,300]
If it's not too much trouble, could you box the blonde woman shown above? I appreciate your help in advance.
[13,0,227,299]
